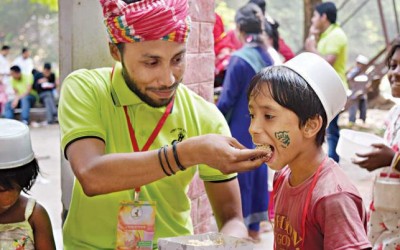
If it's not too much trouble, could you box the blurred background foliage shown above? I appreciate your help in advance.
[0,0,398,71]
[216,0,400,66]
[0,0,58,71]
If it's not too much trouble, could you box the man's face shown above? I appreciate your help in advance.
[311,11,324,33]
[10,70,21,80]
[43,68,51,77]
[2,49,10,57]
[114,40,186,108]
[22,51,30,59]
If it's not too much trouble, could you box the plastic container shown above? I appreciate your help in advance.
[0,119,35,169]
[336,129,385,162]
[158,233,253,250]
[374,177,400,211]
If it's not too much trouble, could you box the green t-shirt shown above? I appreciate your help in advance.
[11,74,32,95]
[59,62,236,249]
[317,23,348,89]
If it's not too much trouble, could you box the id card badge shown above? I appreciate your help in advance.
[116,200,156,249]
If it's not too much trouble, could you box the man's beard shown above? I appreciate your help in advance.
[121,64,179,108]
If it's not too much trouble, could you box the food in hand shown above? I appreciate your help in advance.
[255,144,273,161]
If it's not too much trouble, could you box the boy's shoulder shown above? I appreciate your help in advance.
[315,159,361,198]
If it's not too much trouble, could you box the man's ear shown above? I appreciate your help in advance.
[303,115,323,138]
[109,43,121,62]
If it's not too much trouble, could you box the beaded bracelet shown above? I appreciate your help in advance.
[172,141,186,171]
[163,145,175,175]
[158,146,171,176]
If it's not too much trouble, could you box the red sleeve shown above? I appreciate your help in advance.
[278,38,295,62]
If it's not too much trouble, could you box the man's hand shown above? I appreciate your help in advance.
[305,35,318,53]
[180,134,270,174]
[352,143,395,171]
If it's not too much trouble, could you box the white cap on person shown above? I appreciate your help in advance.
[282,52,347,124]
[0,118,35,169]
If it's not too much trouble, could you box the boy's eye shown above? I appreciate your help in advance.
[265,114,274,119]
[249,113,254,119]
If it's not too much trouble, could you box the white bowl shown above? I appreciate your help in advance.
[336,129,385,162]
[0,119,35,169]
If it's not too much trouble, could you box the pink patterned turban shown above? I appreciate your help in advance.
[100,0,191,43]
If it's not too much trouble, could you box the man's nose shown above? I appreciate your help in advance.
[158,67,176,87]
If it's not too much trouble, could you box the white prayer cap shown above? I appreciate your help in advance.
[0,119,35,169]
[282,52,347,124]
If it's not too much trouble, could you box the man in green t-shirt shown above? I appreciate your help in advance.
[58,0,270,249]
[4,65,36,124]
[305,1,348,162]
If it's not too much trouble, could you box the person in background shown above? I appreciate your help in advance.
[217,3,273,242]
[213,13,235,88]
[0,45,10,79]
[347,54,369,126]
[248,0,294,62]
[0,118,55,249]
[4,66,36,125]
[353,38,400,250]
[32,62,58,125]
[0,45,11,115]
[58,0,270,248]
[248,52,371,249]
[305,1,348,162]
[12,48,34,76]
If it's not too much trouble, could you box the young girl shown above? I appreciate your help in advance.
[248,53,371,249]
[0,118,55,250]
[217,3,274,241]
[354,38,400,249]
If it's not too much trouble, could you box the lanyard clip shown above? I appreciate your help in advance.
[134,187,140,202]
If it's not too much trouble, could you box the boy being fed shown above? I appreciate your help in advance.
[248,52,371,249]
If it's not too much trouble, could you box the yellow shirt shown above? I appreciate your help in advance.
[318,24,348,89]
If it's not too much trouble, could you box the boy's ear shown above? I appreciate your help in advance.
[109,43,121,62]
[303,115,323,138]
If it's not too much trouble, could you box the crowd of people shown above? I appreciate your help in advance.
[1,0,400,249]
[0,46,58,126]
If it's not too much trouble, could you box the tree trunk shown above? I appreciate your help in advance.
[303,0,322,42]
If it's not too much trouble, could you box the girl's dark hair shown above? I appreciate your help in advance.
[264,21,280,51]
[235,3,265,46]
[248,0,266,15]
[0,159,39,194]
[247,66,327,146]
[386,38,400,67]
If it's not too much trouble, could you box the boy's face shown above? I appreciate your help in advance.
[248,85,307,171]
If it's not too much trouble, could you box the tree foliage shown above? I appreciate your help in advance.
[0,0,58,69]
[217,0,400,67]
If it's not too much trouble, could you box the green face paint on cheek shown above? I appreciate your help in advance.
[275,131,290,148]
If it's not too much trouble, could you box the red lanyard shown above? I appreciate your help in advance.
[123,98,174,194]
[110,67,175,195]
[271,157,327,249]
[123,99,174,152]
